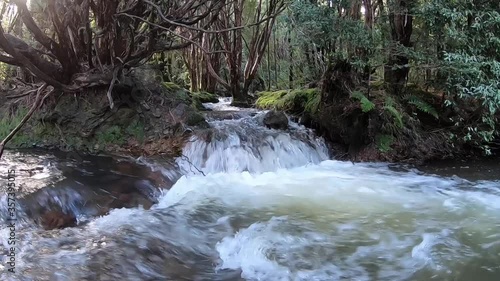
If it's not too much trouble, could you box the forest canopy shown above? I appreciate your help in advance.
[0,0,499,159]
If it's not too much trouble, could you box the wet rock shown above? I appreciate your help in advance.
[40,210,77,230]
[299,113,313,127]
[263,110,289,130]
[204,110,256,121]
[172,103,208,127]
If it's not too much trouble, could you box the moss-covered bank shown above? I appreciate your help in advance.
[255,62,482,164]
[0,68,217,157]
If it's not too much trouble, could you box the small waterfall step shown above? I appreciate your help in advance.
[177,97,329,174]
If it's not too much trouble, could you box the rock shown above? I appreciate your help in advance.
[172,103,207,127]
[205,111,255,121]
[263,110,288,130]
[191,91,219,103]
[40,210,77,230]
[299,113,313,127]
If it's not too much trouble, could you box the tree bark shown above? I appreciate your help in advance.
[384,0,414,94]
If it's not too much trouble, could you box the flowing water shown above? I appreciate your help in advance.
[1,98,500,281]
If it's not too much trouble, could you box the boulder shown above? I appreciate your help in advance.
[40,210,77,230]
[263,110,288,130]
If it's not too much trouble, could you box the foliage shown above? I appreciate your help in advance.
[351,91,375,113]
[383,97,404,129]
[376,134,395,153]
[404,94,439,119]
[95,126,125,146]
[418,0,500,152]
[0,107,47,147]
[125,120,145,143]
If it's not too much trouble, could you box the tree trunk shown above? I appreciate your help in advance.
[384,0,413,94]
[288,32,293,89]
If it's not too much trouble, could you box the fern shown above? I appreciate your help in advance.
[305,91,321,115]
[376,134,394,152]
[383,105,404,128]
[351,91,375,112]
[404,95,439,119]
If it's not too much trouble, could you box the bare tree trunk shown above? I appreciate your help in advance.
[384,0,414,94]
[288,30,293,89]
[200,0,286,106]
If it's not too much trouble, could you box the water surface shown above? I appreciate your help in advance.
[1,98,499,280]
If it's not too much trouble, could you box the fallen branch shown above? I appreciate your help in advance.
[0,84,48,159]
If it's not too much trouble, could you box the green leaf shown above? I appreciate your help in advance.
[351,91,375,113]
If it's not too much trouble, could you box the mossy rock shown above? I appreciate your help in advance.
[161,82,191,103]
[192,91,219,103]
[163,82,182,91]
[185,111,208,127]
[256,88,320,116]
[190,91,218,110]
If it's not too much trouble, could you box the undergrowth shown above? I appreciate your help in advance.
[0,107,41,147]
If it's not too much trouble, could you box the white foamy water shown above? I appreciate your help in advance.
[203,97,244,111]
[160,161,500,281]
[177,112,329,174]
[2,100,500,280]
[2,157,500,280]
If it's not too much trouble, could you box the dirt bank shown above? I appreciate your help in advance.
[0,67,216,157]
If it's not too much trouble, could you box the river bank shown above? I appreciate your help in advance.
[256,88,496,165]
[0,73,497,166]
[0,68,216,159]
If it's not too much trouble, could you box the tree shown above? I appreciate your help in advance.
[384,0,414,93]
[0,0,226,157]
[200,0,286,106]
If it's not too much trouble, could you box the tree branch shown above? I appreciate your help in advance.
[128,0,283,34]
[0,84,49,159]
[0,53,22,66]
[12,0,61,54]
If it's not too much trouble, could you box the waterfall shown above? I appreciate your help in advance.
[177,98,329,174]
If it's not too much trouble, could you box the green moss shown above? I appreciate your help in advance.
[163,82,182,91]
[256,88,320,115]
[192,91,219,103]
[95,125,125,146]
[255,90,288,109]
[185,111,206,126]
[162,82,192,104]
[125,119,145,142]
[369,79,385,90]
[190,91,218,110]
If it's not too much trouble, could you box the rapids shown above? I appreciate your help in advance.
[1,97,500,280]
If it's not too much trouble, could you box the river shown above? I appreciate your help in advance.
[1,98,500,280]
